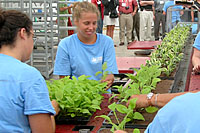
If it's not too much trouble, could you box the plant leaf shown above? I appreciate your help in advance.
[133,128,140,133]
[133,112,145,121]
[145,106,158,113]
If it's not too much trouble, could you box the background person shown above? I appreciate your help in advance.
[132,0,140,42]
[91,0,105,33]
[118,0,138,46]
[102,0,118,39]
[59,0,71,38]
[163,0,183,32]
[139,0,154,41]
[53,2,119,89]
[0,9,59,132]
[153,0,167,40]
[191,0,200,22]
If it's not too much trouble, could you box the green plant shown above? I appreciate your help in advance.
[47,75,107,118]
[95,62,110,80]
[146,24,190,76]
[96,99,144,133]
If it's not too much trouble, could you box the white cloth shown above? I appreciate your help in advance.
[103,15,117,26]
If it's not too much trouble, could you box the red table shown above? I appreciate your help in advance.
[55,94,116,133]
[116,57,150,73]
[188,74,200,91]
[127,41,162,50]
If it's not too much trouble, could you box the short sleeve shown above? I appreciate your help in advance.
[193,32,200,50]
[53,42,71,76]
[145,115,166,133]
[163,3,167,12]
[103,37,119,74]
[24,77,55,115]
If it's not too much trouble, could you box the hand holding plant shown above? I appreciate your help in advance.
[101,74,114,90]
[127,94,149,109]
[51,100,60,116]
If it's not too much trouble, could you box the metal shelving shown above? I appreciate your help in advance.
[0,0,87,78]
[1,0,58,79]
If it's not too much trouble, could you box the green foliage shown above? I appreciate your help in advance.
[95,62,110,80]
[96,99,143,132]
[47,75,108,118]
[146,24,191,76]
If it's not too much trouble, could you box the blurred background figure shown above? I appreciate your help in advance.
[153,0,167,40]
[118,0,138,46]
[102,0,118,39]
[91,0,105,33]
[139,0,154,41]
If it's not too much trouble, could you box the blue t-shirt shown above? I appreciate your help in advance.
[163,1,183,23]
[54,33,119,80]
[145,92,200,133]
[0,54,55,132]
[193,32,200,50]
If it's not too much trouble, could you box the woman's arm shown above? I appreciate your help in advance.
[128,90,199,108]
[191,7,194,22]
[192,48,200,74]
[29,100,60,133]
[29,114,54,133]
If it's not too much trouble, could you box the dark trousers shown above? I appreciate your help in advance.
[96,18,103,33]
[132,12,140,41]
[154,12,166,40]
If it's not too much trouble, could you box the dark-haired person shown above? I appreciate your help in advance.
[0,9,59,132]
[53,2,118,91]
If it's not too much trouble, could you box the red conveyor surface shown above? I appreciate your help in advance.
[116,57,150,73]
[127,41,162,49]
[55,94,115,133]
[188,74,200,91]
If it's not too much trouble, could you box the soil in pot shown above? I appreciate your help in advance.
[153,79,174,93]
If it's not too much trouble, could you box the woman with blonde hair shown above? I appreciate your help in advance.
[54,1,118,91]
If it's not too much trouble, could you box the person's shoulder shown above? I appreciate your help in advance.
[98,33,113,41]
[59,34,77,46]
[20,63,42,79]
[9,61,43,83]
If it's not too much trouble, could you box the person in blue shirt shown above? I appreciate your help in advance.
[144,92,200,132]
[54,1,119,89]
[163,0,183,32]
[0,9,59,132]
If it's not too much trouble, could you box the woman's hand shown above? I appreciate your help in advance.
[127,94,149,108]
[193,65,200,75]
[51,100,60,116]
[101,74,114,90]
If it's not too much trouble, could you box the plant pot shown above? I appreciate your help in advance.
[55,114,93,125]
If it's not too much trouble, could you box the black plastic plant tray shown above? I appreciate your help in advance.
[102,123,147,129]
[55,114,92,125]
[114,74,128,80]
[72,125,95,131]
[111,81,128,94]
